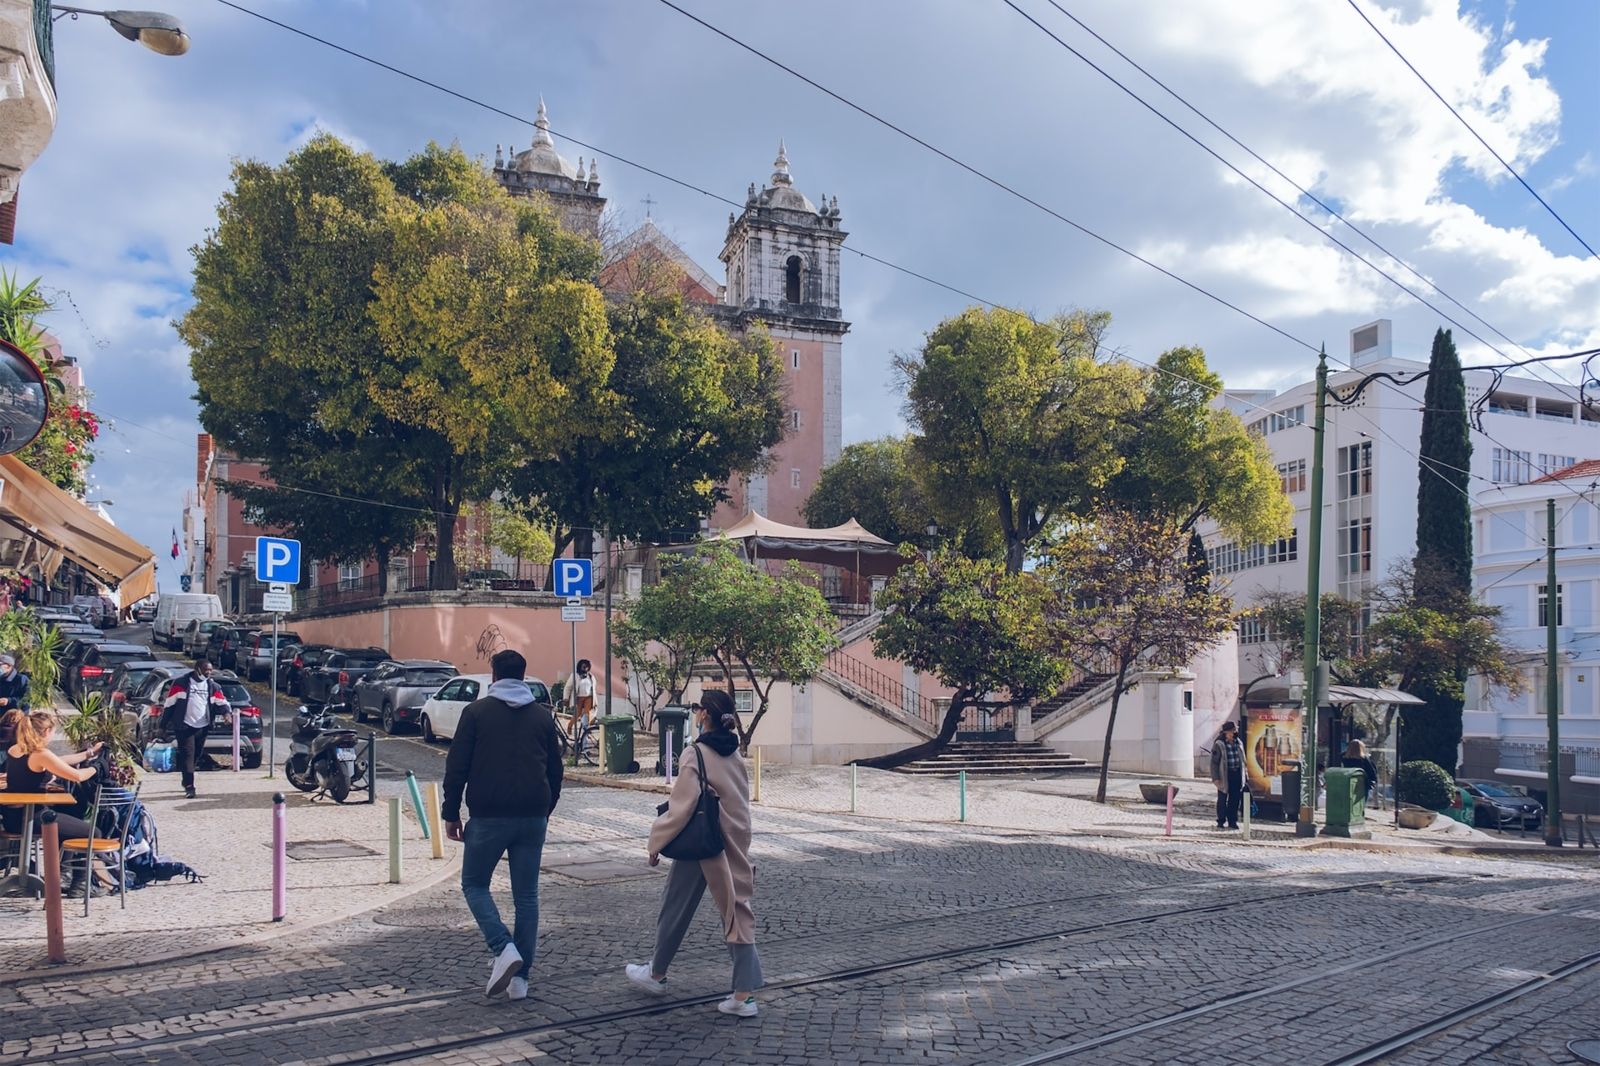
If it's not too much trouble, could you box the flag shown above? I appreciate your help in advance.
[171,528,179,559]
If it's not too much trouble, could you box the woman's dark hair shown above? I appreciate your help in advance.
[576,659,591,673]
[699,689,739,733]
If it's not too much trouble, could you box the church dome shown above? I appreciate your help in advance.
[509,98,578,178]
[756,141,816,213]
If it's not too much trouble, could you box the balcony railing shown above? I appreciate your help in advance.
[33,0,54,89]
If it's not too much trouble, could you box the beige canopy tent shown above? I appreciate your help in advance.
[0,454,157,604]
[706,511,903,576]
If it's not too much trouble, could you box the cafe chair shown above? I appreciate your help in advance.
[60,784,140,915]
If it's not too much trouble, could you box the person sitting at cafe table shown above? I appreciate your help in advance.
[5,711,101,841]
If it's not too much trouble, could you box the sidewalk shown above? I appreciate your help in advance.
[0,761,458,976]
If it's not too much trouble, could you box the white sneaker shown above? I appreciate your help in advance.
[507,977,528,1001]
[486,944,523,997]
[625,962,668,996]
[717,994,758,1018]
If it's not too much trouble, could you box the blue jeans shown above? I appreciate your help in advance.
[461,815,548,978]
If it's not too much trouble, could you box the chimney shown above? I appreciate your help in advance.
[196,433,213,486]
[1349,319,1392,367]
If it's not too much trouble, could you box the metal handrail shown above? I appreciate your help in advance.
[823,650,940,729]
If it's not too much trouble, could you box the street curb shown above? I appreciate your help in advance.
[566,767,671,795]
[0,811,463,985]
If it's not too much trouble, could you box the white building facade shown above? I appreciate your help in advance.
[1202,318,1600,686]
[1470,466,1600,816]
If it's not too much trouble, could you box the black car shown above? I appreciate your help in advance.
[125,666,265,769]
[105,658,186,715]
[66,642,154,704]
[282,643,334,698]
[1460,779,1545,830]
[300,647,391,708]
[205,624,260,672]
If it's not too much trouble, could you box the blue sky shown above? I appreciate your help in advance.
[4,0,1596,590]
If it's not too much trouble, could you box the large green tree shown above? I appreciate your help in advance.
[1407,327,1475,770]
[899,308,1143,572]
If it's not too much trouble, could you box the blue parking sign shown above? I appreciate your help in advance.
[553,558,593,597]
[255,536,301,584]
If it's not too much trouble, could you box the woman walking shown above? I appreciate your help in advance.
[626,689,763,1017]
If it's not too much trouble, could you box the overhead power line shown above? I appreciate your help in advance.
[1345,0,1599,261]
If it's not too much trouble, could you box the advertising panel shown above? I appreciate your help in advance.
[1244,706,1302,803]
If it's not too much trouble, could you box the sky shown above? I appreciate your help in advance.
[5,0,1597,590]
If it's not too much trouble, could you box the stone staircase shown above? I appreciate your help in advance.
[1030,672,1116,722]
[890,740,1095,777]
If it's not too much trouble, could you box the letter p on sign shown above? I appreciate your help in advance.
[553,558,593,598]
[255,536,302,585]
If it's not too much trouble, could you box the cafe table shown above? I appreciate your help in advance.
[0,790,77,897]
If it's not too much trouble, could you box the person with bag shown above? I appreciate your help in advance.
[159,659,229,799]
[626,689,764,1017]
[442,648,564,1001]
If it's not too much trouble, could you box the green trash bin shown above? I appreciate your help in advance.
[1322,767,1369,837]
[655,706,691,776]
[599,715,635,774]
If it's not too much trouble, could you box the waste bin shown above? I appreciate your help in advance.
[599,715,636,774]
[1280,765,1302,823]
[1322,767,1368,837]
[655,706,691,776]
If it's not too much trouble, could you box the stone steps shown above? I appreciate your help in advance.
[891,741,1096,777]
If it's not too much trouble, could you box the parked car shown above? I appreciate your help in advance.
[133,599,158,623]
[350,659,459,734]
[104,658,186,714]
[66,642,154,704]
[182,618,232,660]
[51,621,102,643]
[244,630,303,682]
[70,596,108,628]
[56,634,115,675]
[125,666,265,769]
[279,643,334,697]
[1459,779,1544,830]
[417,673,552,743]
[302,648,391,711]
[205,624,260,672]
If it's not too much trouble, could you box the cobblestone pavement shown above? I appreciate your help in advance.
[2,783,1596,1065]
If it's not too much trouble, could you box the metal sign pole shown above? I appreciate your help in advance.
[269,612,279,777]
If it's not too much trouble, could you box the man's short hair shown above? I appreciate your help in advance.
[491,649,526,681]
[194,658,211,670]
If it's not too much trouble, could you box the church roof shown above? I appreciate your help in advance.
[608,218,721,295]
[509,98,579,179]
[757,140,815,212]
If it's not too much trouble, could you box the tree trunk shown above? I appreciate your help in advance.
[1004,536,1026,575]
[572,526,595,574]
[377,545,390,595]
[432,467,460,591]
[1094,661,1131,803]
[855,691,973,770]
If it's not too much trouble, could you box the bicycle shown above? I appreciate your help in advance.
[556,704,599,767]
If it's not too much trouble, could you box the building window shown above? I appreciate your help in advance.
[1538,583,1564,627]
[1267,529,1298,564]
[1277,459,1307,494]
[1338,442,1371,498]
[791,349,800,369]
[784,255,803,303]
[1340,517,1372,576]
[1538,453,1576,477]
[337,563,362,590]
[1492,447,1533,484]
[790,468,801,489]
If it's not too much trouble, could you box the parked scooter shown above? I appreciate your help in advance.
[285,705,367,803]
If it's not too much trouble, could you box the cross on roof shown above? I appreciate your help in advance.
[641,194,657,219]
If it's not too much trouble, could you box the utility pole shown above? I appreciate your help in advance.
[1298,348,1328,838]
[603,532,614,719]
[1545,498,1562,847]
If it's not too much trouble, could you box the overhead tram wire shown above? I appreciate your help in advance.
[1345,0,1600,262]
[1019,0,1593,407]
[206,0,1563,537]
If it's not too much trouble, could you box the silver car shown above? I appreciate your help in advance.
[351,659,458,735]
[182,617,231,659]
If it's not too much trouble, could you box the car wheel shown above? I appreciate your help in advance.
[421,714,436,743]
[354,701,366,723]
[382,704,397,735]
[242,753,262,770]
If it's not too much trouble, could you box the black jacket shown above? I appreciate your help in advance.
[441,694,564,823]
[158,671,229,735]
[0,669,30,712]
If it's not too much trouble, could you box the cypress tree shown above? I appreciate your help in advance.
[1407,328,1473,772]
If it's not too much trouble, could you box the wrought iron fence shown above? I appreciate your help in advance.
[823,649,940,730]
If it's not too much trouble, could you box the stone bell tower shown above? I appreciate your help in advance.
[492,97,606,238]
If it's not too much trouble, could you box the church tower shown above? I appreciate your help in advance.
[493,98,606,238]
[715,142,849,526]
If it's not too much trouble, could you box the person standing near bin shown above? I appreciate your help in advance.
[1211,721,1246,830]
[625,689,764,1017]
[443,648,564,1001]
[1341,739,1380,801]
[570,659,596,733]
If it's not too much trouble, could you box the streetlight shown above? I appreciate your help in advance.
[924,521,938,561]
[52,6,191,56]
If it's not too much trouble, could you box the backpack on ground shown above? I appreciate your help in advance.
[115,800,204,887]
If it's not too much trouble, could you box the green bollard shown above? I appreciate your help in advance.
[406,771,430,840]
[959,769,967,823]
[850,763,857,813]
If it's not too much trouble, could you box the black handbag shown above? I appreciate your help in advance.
[655,744,725,861]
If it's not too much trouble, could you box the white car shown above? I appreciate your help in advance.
[418,673,552,743]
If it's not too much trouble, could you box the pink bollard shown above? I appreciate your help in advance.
[232,709,241,773]
[271,793,286,922]
[665,728,675,786]
[1165,785,1174,837]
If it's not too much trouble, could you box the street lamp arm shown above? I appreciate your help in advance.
[50,6,190,55]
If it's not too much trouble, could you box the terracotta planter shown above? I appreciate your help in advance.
[1397,808,1437,830]
[1139,783,1178,804]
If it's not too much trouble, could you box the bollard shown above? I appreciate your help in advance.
[665,728,675,786]
[406,771,430,840]
[1242,794,1252,840]
[959,770,967,823]
[753,747,762,804]
[1164,785,1174,837]
[40,811,65,963]
[367,733,378,804]
[850,763,857,813]
[232,709,241,774]
[425,782,445,860]
[387,796,403,885]
[271,793,286,922]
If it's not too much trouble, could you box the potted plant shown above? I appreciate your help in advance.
[1395,760,1453,829]
[62,692,139,788]
[1139,782,1179,803]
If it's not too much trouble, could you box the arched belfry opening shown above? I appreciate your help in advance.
[785,255,803,304]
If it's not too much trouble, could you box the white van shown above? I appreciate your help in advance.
[153,593,224,649]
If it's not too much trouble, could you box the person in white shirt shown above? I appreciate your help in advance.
[571,659,596,733]
[160,659,228,799]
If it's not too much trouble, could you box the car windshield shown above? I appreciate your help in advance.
[1473,783,1516,797]
[116,669,154,690]
[217,681,251,703]
[405,669,456,686]
[99,651,152,667]
[529,682,550,703]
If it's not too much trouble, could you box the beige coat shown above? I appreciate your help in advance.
[647,740,756,944]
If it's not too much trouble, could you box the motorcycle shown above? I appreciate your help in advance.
[284,705,367,803]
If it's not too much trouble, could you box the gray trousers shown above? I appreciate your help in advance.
[652,858,765,993]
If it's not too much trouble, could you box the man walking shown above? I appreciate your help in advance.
[443,648,564,1000]
[1211,721,1247,830]
[160,658,228,799]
